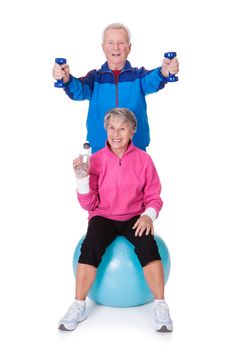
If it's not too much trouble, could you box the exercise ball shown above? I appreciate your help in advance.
[73,234,170,307]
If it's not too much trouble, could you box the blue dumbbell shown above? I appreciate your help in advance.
[54,58,67,88]
[164,52,178,82]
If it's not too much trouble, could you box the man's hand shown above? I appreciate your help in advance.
[53,63,70,83]
[161,56,179,78]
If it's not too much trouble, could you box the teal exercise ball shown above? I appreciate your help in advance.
[73,235,170,307]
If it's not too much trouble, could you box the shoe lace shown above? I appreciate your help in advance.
[64,302,83,320]
[156,302,170,321]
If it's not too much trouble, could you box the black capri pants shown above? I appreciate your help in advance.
[78,215,161,268]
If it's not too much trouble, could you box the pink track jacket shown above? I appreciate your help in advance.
[77,142,163,221]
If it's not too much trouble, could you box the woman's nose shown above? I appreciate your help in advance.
[113,129,120,137]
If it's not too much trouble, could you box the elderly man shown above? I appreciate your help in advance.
[58,108,173,333]
[53,23,179,153]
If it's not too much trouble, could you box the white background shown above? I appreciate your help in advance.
[1,0,233,349]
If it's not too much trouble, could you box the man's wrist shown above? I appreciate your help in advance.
[159,68,168,79]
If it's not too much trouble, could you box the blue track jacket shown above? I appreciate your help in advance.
[64,60,167,149]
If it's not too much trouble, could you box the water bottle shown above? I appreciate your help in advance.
[74,141,91,178]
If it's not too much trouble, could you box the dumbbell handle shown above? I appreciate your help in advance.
[54,58,67,88]
[164,52,178,82]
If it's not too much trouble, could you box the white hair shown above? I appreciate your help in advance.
[104,108,137,133]
[102,22,131,44]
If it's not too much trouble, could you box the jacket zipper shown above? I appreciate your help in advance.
[102,69,131,107]
[115,74,119,107]
[114,69,131,107]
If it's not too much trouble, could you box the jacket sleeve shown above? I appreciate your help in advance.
[77,157,100,211]
[143,156,163,216]
[77,190,100,211]
[140,67,167,95]
[64,70,95,101]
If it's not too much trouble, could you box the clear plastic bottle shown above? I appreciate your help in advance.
[74,141,91,178]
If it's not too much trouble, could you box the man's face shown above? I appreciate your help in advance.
[102,28,131,70]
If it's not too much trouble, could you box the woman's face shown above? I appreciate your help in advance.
[102,28,131,70]
[107,116,134,156]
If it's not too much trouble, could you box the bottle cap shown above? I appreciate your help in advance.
[83,141,90,150]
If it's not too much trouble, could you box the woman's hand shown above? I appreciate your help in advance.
[73,156,90,178]
[132,215,154,237]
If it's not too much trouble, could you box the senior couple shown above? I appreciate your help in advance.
[55,22,178,333]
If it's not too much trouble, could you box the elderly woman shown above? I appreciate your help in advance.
[58,108,173,332]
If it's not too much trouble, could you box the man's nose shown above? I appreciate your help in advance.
[113,43,119,50]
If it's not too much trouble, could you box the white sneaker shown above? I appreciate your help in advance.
[58,300,87,331]
[154,301,173,332]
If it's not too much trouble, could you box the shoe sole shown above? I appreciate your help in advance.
[58,315,87,331]
[155,325,173,332]
[59,324,74,331]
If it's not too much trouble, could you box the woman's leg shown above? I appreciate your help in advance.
[119,217,173,332]
[121,216,164,299]
[75,263,97,300]
[76,216,117,300]
[143,260,164,299]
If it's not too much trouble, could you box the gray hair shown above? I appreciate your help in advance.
[104,108,137,133]
[102,22,131,44]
